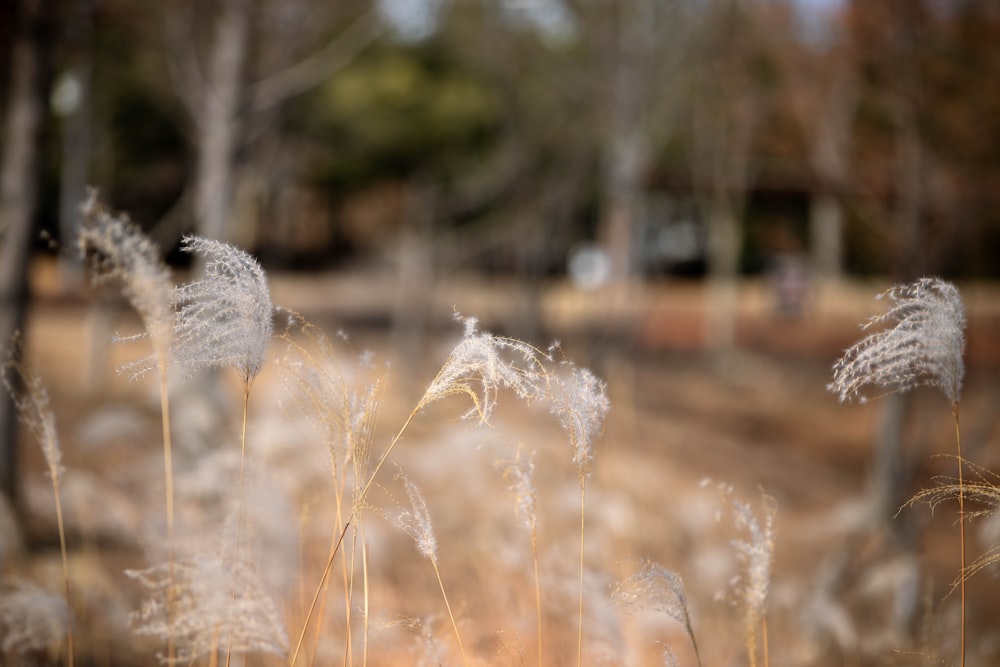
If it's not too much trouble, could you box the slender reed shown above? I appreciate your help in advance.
[612,561,701,666]
[277,312,384,664]
[79,191,176,661]
[289,314,607,665]
[712,483,775,667]
[549,365,610,666]
[953,402,965,667]
[829,277,966,666]
[381,471,468,666]
[2,338,74,667]
[224,384,253,667]
[498,445,542,665]
[168,236,273,666]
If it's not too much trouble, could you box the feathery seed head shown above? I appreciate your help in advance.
[612,561,695,635]
[729,495,776,622]
[0,580,69,659]
[497,444,538,532]
[828,277,966,404]
[614,563,700,666]
[551,365,610,474]
[173,236,274,385]
[78,191,174,373]
[2,338,62,480]
[127,554,288,663]
[419,314,552,423]
[386,472,438,563]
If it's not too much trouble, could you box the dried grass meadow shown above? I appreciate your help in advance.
[4,200,1000,666]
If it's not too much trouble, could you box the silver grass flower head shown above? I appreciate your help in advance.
[828,277,966,404]
[127,554,288,663]
[275,310,383,492]
[419,314,552,423]
[497,444,537,532]
[729,494,776,630]
[387,473,438,563]
[612,561,696,641]
[78,191,173,368]
[550,364,610,473]
[173,236,274,385]
[2,341,62,480]
[0,579,70,659]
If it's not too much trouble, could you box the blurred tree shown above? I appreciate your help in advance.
[0,0,53,509]
[162,0,381,245]
[691,0,774,354]
[585,0,696,286]
[846,0,984,541]
[778,0,858,284]
[53,0,96,287]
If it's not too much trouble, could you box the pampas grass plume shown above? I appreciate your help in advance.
[828,277,965,405]
[173,236,274,386]
[0,579,70,661]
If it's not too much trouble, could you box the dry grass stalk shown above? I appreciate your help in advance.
[277,311,384,665]
[126,552,288,664]
[829,276,967,666]
[497,443,543,665]
[0,579,70,663]
[612,561,701,666]
[79,190,177,662]
[2,337,74,666]
[168,236,273,666]
[379,469,468,666]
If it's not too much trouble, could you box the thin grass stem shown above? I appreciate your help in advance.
[343,525,359,667]
[762,614,769,667]
[51,472,74,667]
[747,618,758,667]
[531,530,542,667]
[292,405,420,663]
[954,401,965,667]
[361,531,370,667]
[291,518,351,667]
[431,558,468,667]
[158,367,176,666]
[225,384,252,667]
[577,477,587,667]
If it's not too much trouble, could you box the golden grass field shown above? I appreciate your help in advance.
[8,259,1000,666]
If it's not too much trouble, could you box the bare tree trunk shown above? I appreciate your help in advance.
[810,193,843,281]
[596,0,685,287]
[871,1,926,532]
[192,0,251,243]
[692,0,761,358]
[892,99,924,279]
[0,0,50,508]
[56,0,95,288]
[704,198,744,353]
[695,101,754,357]
[601,132,645,287]
[808,70,856,283]
[393,181,435,375]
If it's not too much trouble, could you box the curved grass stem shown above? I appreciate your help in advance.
[431,559,468,667]
[158,366,175,667]
[225,384,252,667]
[51,473,74,667]
[577,477,587,667]
[954,402,965,667]
[291,519,351,667]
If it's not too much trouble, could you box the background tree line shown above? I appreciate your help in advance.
[3,0,1000,287]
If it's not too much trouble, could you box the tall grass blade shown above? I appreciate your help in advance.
[2,337,74,666]
[829,277,967,665]
[79,191,177,662]
[612,561,701,666]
